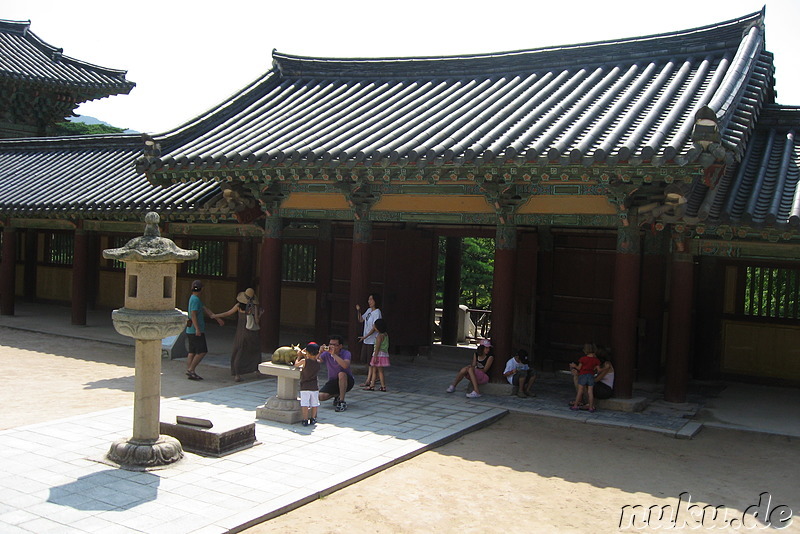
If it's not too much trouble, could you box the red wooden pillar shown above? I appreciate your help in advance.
[611,223,641,399]
[664,249,694,403]
[1,225,17,316]
[23,229,37,299]
[491,225,516,381]
[259,217,282,352]
[314,221,333,344]
[71,228,88,325]
[441,236,462,345]
[638,231,669,382]
[349,219,371,360]
[236,237,254,292]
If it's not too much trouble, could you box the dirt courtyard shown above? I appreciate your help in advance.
[0,326,797,533]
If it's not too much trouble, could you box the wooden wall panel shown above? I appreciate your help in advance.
[537,231,615,368]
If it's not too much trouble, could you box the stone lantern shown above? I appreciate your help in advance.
[102,212,197,468]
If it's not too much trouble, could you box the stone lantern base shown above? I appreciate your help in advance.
[107,435,184,470]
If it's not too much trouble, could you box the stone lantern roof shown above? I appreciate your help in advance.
[103,212,198,263]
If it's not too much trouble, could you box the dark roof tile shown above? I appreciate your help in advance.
[144,10,772,177]
[687,106,800,227]
[0,135,218,217]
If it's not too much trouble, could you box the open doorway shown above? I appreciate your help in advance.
[434,235,495,347]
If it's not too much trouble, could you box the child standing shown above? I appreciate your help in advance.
[365,318,390,392]
[295,342,321,426]
[570,343,601,413]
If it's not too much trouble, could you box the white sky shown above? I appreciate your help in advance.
[5,1,799,134]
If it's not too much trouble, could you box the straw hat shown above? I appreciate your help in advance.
[236,288,258,304]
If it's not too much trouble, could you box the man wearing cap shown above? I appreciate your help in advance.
[318,335,355,412]
[186,280,224,380]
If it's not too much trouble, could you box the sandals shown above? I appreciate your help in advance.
[359,382,370,388]
[379,386,387,392]
[362,385,375,391]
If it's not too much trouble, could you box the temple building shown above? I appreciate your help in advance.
[1,10,799,401]
[0,19,135,138]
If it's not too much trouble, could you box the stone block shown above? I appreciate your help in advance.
[256,402,303,424]
[160,419,257,457]
[596,396,649,412]
[161,330,188,360]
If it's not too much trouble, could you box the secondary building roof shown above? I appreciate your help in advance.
[0,135,219,219]
[0,19,135,97]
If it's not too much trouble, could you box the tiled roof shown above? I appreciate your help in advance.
[141,10,773,179]
[0,20,135,96]
[686,105,800,227]
[0,135,219,218]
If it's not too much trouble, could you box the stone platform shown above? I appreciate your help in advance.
[160,417,257,457]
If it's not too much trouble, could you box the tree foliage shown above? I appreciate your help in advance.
[49,122,126,136]
[436,236,494,310]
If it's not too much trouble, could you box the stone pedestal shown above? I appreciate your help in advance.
[106,310,188,468]
[256,361,302,424]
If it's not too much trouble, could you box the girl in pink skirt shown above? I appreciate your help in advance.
[365,318,390,391]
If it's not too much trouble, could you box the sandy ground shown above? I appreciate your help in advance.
[1,326,798,533]
[0,326,243,430]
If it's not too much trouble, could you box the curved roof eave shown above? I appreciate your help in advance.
[144,9,771,178]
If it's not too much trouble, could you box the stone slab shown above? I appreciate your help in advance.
[256,403,303,424]
[676,421,704,439]
[160,419,257,457]
[596,396,649,412]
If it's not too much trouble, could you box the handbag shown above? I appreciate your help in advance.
[245,306,260,331]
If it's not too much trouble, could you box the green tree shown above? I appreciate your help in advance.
[435,236,494,309]
[49,122,126,136]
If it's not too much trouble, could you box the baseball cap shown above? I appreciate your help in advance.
[191,280,203,291]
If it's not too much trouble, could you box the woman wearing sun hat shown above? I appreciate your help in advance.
[445,338,494,398]
[213,288,263,382]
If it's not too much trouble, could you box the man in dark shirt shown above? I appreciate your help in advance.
[318,335,355,412]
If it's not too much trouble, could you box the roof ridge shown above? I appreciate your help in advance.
[0,133,144,151]
[0,19,31,34]
[273,9,765,77]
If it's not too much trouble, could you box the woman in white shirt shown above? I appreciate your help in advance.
[356,293,382,385]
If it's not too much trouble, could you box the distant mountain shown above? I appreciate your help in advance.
[69,115,139,134]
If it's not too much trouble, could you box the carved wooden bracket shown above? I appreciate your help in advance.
[477,179,527,225]
[334,179,381,220]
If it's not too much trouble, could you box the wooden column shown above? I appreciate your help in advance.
[24,229,37,299]
[314,221,333,343]
[536,227,554,368]
[71,228,88,325]
[664,248,695,403]
[638,230,669,382]
[441,236,462,345]
[491,224,517,381]
[236,237,255,292]
[611,223,641,399]
[1,226,17,315]
[259,217,283,352]
[349,219,372,360]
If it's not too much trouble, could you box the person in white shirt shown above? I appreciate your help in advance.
[356,293,382,384]
[503,349,537,398]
